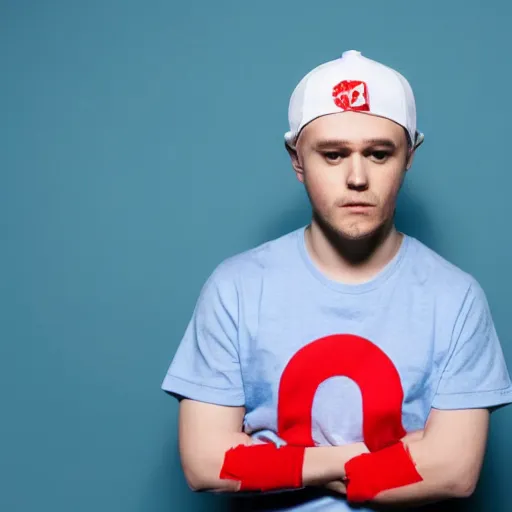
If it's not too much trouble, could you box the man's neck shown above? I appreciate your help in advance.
[304,217,404,285]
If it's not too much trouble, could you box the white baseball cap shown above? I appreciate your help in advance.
[284,50,424,150]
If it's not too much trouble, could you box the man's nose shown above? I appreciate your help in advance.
[346,154,369,191]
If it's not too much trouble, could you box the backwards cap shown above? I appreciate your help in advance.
[284,50,424,149]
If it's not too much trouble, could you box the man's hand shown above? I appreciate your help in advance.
[324,480,347,494]
[322,429,425,495]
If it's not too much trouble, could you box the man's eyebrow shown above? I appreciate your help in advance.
[363,138,397,148]
[313,138,398,150]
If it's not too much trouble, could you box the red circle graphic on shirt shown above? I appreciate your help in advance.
[277,334,406,452]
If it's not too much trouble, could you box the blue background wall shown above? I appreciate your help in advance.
[2,1,511,511]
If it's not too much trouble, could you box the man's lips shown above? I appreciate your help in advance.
[342,202,375,207]
[341,202,376,214]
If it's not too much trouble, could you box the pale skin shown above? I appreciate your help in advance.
[178,111,491,505]
[180,400,488,503]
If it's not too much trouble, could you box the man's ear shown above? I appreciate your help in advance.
[405,148,415,171]
[285,142,305,183]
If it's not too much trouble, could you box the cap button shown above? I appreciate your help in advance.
[342,50,362,57]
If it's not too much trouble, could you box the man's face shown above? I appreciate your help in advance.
[291,111,412,240]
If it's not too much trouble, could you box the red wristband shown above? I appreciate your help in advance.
[219,443,305,492]
[344,442,423,503]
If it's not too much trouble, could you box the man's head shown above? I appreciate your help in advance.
[284,50,422,241]
[288,111,413,240]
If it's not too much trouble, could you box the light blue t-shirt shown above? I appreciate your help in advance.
[162,226,512,511]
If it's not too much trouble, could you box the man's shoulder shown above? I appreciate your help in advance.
[407,235,479,293]
[207,227,303,286]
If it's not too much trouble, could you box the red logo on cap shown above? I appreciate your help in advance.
[332,80,370,111]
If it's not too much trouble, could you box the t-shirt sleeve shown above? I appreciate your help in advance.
[161,264,245,406]
[432,280,512,410]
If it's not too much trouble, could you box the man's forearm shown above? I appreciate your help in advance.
[189,440,367,493]
[329,436,475,507]
[302,443,368,487]
[366,438,475,505]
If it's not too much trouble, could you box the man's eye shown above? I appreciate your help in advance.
[324,152,342,161]
[371,150,390,162]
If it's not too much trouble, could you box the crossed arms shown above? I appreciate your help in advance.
[178,399,489,506]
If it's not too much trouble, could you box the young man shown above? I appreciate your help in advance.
[161,50,512,510]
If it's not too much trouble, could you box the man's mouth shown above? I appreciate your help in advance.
[343,201,375,207]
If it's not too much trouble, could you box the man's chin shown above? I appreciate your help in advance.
[312,211,389,244]
[333,225,379,242]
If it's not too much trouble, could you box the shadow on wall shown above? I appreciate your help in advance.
[394,138,439,248]
[141,423,233,512]
[395,180,438,249]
